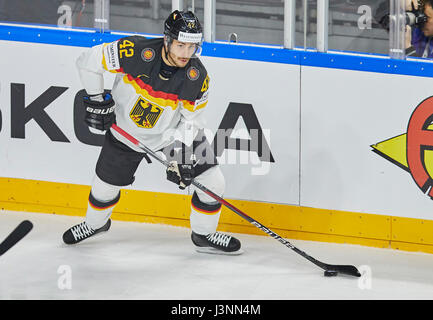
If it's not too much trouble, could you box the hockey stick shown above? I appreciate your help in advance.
[0,220,33,256]
[111,124,361,278]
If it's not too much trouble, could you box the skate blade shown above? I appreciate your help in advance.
[194,246,244,255]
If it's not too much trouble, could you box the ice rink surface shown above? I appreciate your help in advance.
[1,210,433,300]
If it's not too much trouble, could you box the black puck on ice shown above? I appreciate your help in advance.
[324,270,338,277]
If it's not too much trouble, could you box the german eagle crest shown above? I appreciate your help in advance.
[130,97,163,128]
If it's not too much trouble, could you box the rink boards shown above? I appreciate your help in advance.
[2,24,433,253]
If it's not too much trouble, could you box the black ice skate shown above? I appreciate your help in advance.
[63,219,111,245]
[191,231,243,255]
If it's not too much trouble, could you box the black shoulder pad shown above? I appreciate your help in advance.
[182,59,209,99]
[116,36,146,74]
[109,36,163,76]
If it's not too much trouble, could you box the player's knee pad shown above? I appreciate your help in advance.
[193,166,225,204]
[90,174,121,202]
[86,175,120,229]
[190,190,222,235]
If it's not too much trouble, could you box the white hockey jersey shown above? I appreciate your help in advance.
[76,36,210,152]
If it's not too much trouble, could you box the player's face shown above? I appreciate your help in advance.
[423,4,433,37]
[167,39,199,67]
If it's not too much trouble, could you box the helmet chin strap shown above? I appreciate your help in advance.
[163,36,176,66]
[160,38,180,80]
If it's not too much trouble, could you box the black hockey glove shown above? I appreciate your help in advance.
[166,161,194,190]
[83,93,116,131]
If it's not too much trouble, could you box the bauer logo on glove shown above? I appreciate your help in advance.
[83,93,116,131]
[86,105,115,115]
[166,161,194,189]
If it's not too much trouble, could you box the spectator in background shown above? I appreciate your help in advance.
[376,0,433,58]
[406,0,433,58]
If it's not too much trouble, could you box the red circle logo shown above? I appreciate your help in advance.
[187,67,200,81]
[141,48,155,62]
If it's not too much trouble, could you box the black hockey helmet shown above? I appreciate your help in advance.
[164,10,203,44]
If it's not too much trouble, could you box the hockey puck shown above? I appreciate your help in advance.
[324,270,338,277]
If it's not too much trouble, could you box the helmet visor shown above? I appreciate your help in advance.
[166,34,203,59]
[177,31,202,58]
[168,40,202,59]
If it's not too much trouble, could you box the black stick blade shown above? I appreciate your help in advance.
[327,264,361,277]
[0,220,33,256]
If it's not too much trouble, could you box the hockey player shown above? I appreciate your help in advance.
[62,10,242,255]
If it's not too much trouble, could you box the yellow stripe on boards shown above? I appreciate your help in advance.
[0,177,431,254]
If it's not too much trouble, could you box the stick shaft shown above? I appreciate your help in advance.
[0,220,33,256]
[110,124,360,276]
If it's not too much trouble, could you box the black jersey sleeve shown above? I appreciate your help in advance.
[102,36,147,75]
[181,67,210,114]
